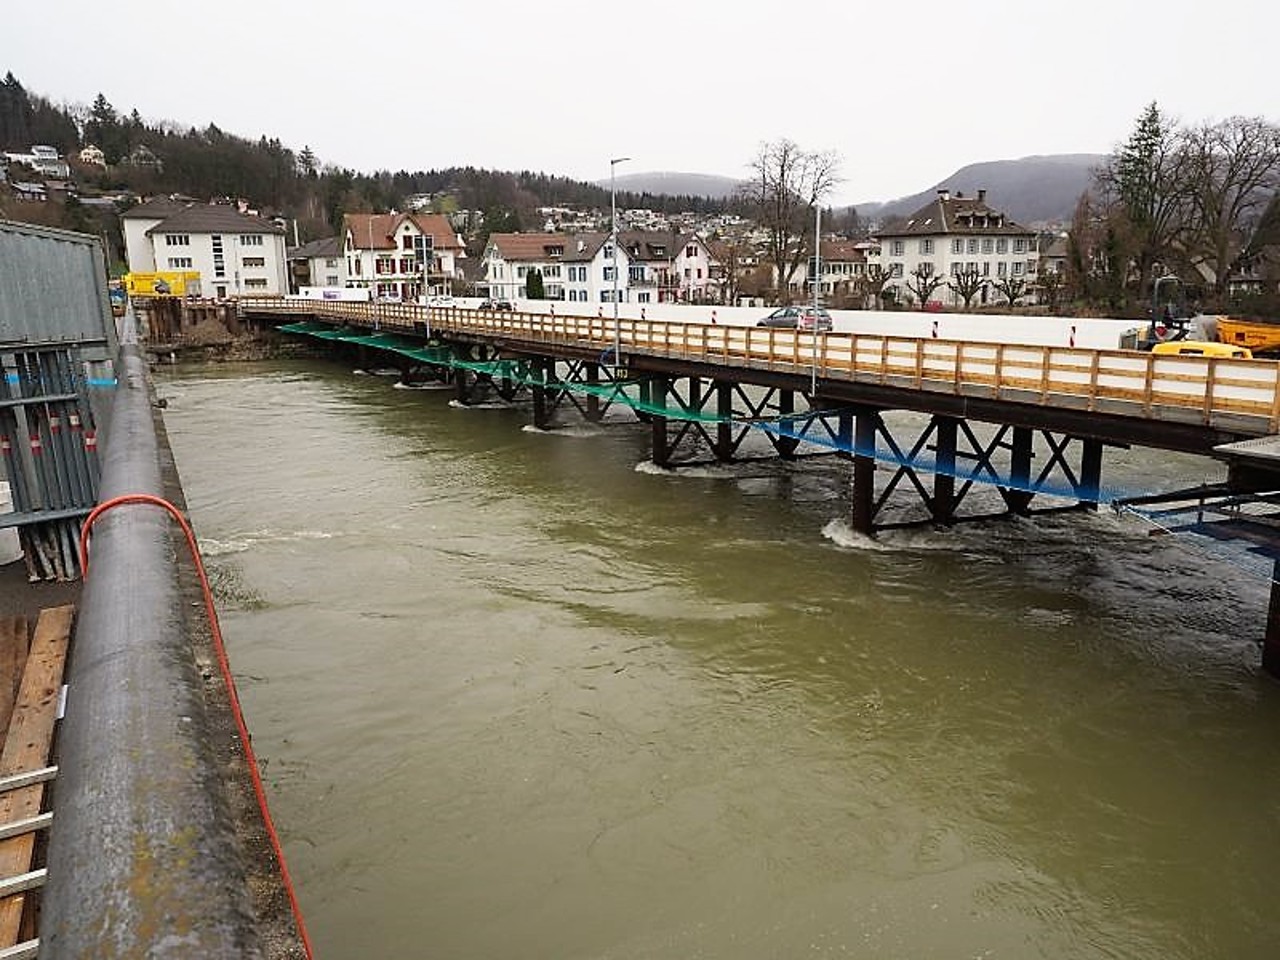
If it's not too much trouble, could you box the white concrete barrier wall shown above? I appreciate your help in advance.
[482,299,1144,352]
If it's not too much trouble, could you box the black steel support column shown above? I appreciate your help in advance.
[714,381,733,461]
[454,368,469,405]
[932,416,958,524]
[1006,426,1034,515]
[585,362,601,422]
[852,410,877,535]
[532,359,551,429]
[777,390,800,459]
[1080,437,1103,508]
[651,376,671,468]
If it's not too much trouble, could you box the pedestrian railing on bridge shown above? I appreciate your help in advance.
[237,298,1280,437]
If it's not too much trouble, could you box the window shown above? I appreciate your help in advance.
[950,262,961,276]
[638,292,651,303]
[603,244,613,259]
[951,238,963,254]
[1014,238,1027,253]
[683,268,691,279]
[244,278,268,289]
[325,258,339,268]
[630,267,645,281]
[1026,259,1037,274]
[376,257,394,274]
[696,268,703,279]
[966,238,978,254]
[997,261,1008,277]
[543,265,561,278]
[242,256,265,268]
[240,235,263,246]
[996,238,1009,254]
[603,266,615,281]
[547,245,564,257]
[211,235,225,278]
[919,239,933,255]
[403,235,414,250]
[890,263,903,278]
[516,266,527,279]
[1013,261,1025,276]
[918,262,934,277]
[967,261,978,273]
[982,262,990,276]
[686,245,697,257]
[400,257,415,272]
[890,240,904,256]
[164,234,190,246]
[981,238,993,254]
[325,274,339,285]
[167,257,193,268]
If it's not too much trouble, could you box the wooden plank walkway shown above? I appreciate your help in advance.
[0,606,73,952]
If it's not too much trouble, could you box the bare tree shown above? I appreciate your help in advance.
[992,276,1028,307]
[739,138,840,304]
[906,264,945,310]
[1183,116,1280,299]
[948,268,987,310]
[1036,268,1066,313]
[859,263,894,309]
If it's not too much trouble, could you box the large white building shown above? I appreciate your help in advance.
[121,199,289,297]
[877,189,1039,308]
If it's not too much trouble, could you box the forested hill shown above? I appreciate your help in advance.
[0,73,725,243]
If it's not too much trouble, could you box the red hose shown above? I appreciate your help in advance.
[80,493,315,958]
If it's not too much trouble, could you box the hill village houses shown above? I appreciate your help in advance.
[118,187,1043,309]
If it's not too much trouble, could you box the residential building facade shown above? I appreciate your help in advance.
[482,233,633,306]
[343,212,466,300]
[877,189,1039,307]
[122,199,289,297]
[287,236,343,292]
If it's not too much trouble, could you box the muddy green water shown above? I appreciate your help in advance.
[157,359,1280,960]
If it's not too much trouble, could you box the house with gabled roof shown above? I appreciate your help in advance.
[287,236,343,292]
[877,189,1039,307]
[121,198,288,297]
[482,232,633,306]
[343,212,466,300]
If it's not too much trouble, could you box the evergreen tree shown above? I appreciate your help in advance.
[526,268,545,299]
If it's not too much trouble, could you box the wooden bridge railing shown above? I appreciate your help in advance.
[238,298,1280,436]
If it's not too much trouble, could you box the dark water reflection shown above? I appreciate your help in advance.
[159,360,1280,960]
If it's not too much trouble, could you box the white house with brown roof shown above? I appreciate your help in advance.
[343,212,466,300]
[877,189,1039,307]
[122,199,289,297]
[482,232,634,306]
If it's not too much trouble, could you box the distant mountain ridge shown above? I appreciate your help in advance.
[858,154,1106,226]
[606,154,1106,226]
[602,171,744,200]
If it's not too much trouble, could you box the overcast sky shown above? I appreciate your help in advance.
[8,1,1277,205]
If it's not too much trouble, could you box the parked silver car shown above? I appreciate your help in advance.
[756,305,833,332]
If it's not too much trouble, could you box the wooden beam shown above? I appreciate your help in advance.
[0,619,27,740]
[0,605,73,948]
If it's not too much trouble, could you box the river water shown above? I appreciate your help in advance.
[157,358,1280,960]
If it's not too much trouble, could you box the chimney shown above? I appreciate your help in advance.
[977,189,987,203]
[937,188,950,201]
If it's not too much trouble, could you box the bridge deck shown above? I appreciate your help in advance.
[239,299,1280,450]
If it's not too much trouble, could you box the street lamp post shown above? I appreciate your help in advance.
[610,156,631,371]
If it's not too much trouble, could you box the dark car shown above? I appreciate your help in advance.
[756,305,833,332]
[479,298,514,311]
